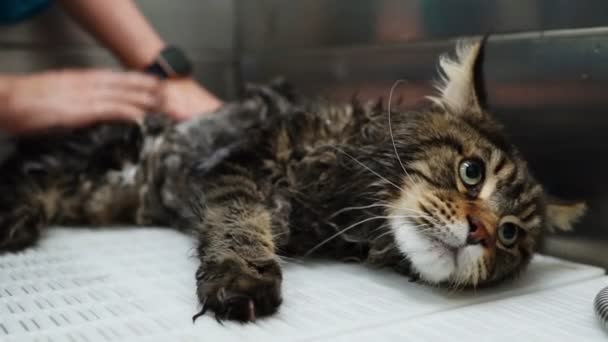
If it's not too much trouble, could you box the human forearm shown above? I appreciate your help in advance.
[58,0,165,69]
[57,0,223,118]
[0,76,15,115]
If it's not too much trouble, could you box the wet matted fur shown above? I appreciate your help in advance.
[0,39,586,322]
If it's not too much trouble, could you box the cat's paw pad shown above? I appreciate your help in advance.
[194,259,283,323]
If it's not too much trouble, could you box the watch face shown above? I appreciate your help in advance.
[161,46,193,77]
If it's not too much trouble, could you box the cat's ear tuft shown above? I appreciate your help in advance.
[428,36,488,115]
[546,199,587,232]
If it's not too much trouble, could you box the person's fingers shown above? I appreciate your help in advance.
[83,101,146,125]
[160,80,223,121]
[102,88,159,110]
[105,70,161,92]
[81,69,153,85]
[2,70,159,135]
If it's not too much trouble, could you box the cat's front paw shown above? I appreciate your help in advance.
[194,258,283,323]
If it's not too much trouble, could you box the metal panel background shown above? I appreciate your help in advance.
[236,0,608,50]
[237,1,608,267]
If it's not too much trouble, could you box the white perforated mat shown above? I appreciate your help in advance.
[0,228,606,341]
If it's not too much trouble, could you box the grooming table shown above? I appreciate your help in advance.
[0,228,606,341]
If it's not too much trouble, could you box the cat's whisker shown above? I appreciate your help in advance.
[373,222,426,236]
[329,203,400,218]
[272,231,290,239]
[387,79,415,186]
[386,214,435,219]
[396,207,432,216]
[276,254,301,264]
[392,213,442,227]
[305,214,420,257]
[386,215,441,229]
[372,222,434,242]
[328,145,407,194]
[374,201,435,218]
[369,223,391,234]
[346,201,433,219]
[372,230,394,242]
[388,223,433,240]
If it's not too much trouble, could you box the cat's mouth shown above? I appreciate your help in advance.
[424,224,471,261]
[424,233,488,285]
[390,216,486,284]
[430,236,459,257]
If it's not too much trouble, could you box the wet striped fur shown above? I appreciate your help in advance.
[0,39,586,322]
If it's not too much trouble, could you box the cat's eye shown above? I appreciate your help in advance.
[498,222,520,247]
[459,159,484,187]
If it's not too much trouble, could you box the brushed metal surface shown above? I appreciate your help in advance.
[236,0,608,51]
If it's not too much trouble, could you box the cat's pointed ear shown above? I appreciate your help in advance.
[546,198,587,232]
[428,36,488,115]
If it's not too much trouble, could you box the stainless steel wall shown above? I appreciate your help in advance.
[236,0,608,50]
[236,1,608,267]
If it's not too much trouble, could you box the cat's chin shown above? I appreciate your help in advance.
[391,217,488,285]
[390,217,456,283]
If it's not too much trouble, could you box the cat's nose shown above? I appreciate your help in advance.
[466,215,494,247]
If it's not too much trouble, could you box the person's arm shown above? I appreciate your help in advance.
[58,0,223,119]
[57,0,164,69]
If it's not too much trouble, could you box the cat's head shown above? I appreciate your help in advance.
[386,38,586,287]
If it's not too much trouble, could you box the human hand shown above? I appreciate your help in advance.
[1,69,161,135]
[160,77,223,121]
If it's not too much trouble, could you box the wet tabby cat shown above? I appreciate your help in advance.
[0,39,586,322]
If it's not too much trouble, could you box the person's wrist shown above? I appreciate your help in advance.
[0,76,19,118]
[0,75,29,135]
[142,45,193,79]
[123,38,165,71]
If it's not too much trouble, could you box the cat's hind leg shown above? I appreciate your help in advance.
[0,166,141,253]
[0,178,80,252]
[0,177,72,252]
[0,201,46,252]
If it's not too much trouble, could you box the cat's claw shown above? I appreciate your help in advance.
[214,312,226,325]
[192,297,210,323]
[212,295,262,323]
[248,299,256,321]
[195,261,282,323]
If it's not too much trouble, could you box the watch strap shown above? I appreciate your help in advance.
[143,45,192,79]
[144,62,168,79]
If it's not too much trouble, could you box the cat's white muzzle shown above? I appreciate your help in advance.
[390,216,486,284]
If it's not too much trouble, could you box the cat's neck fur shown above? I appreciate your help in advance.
[268,100,412,267]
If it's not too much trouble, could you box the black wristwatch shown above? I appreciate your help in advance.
[144,46,193,79]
